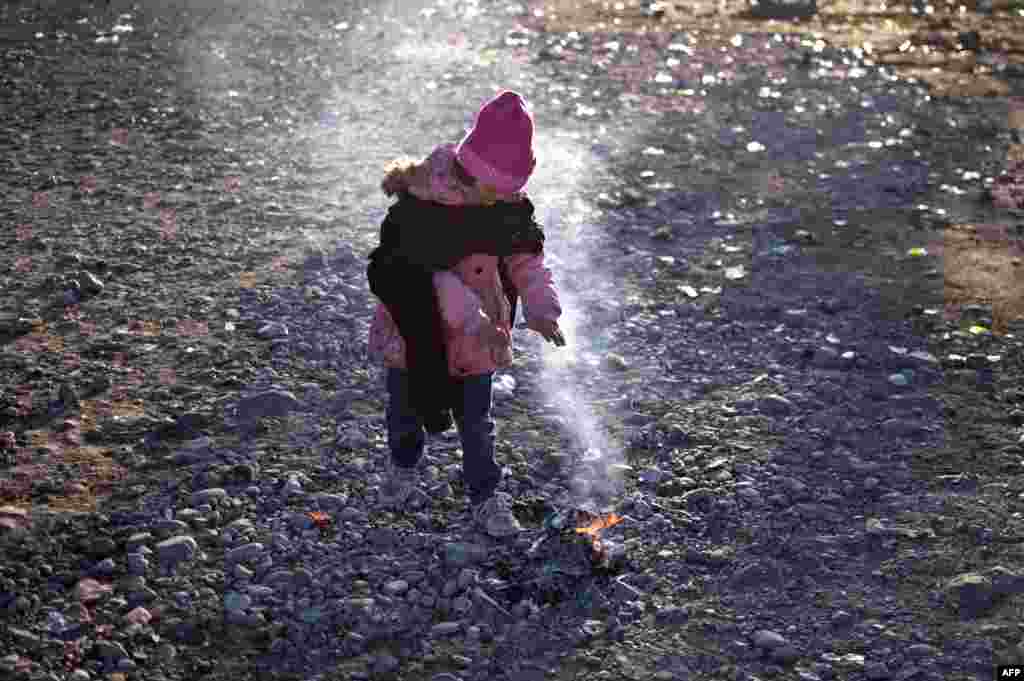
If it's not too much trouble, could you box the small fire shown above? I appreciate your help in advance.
[308,511,331,530]
[573,512,624,538]
[574,512,624,561]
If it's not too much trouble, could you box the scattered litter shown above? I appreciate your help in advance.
[678,285,699,298]
[724,265,746,280]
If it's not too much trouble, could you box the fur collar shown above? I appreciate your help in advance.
[381,143,527,207]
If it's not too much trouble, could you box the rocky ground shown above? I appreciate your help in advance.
[2,0,1024,680]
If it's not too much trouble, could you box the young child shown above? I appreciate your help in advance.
[367,90,565,538]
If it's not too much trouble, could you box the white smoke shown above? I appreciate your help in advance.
[527,132,627,509]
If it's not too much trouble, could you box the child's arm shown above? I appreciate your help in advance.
[504,251,565,345]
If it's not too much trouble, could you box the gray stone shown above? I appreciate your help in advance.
[402,570,426,585]
[289,512,313,532]
[612,577,645,602]
[94,640,128,662]
[93,558,116,575]
[236,389,302,423]
[758,394,794,417]
[373,653,400,674]
[152,519,189,537]
[443,542,488,568]
[129,587,158,604]
[79,271,105,295]
[771,644,801,664]
[752,630,788,649]
[125,533,152,551]
[944,572,995,616]
[126,553,149,576]
[987,565,1024,596]
[263,569,294,587]
[312,493,347,509]
[7,626,41,651]
[775,475,809,500]
[680,487,715,511]
[865,661,890,680]
[256,321,289,339]
[156,536,197,566]
[338,506,364,523]
[224,591,251,612]
[172,437,215,464]
[729,560,784,590]
[281,476,303,499]
[830,610,854,627]
[654,606,688,626]
[226,543,264,564]
[906,644,938,659]
[190,488,227,507]
[293,567,313,588]
[452,595,472,615]
[639,467,669,485]
[880,418,925,438]
[226,610,265,627]
[431,621,462,637]
[245,585,274,600]
[812,346,843,369]
[383,580,409,597]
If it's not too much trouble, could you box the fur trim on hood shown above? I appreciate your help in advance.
[381,143,525,207]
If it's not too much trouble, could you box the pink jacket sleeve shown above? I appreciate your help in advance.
[433,271,486,335]
[504,250,562,324]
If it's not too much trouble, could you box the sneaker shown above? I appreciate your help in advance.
[472,492,522,538]
[379,461,417,508]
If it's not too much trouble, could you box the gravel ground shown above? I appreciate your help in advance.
[2,1,1024,680]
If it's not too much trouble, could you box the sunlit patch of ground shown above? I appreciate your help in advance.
[528,0,1024,331]
[943,221,1024,333]
[529,0,1024,102]
[1,428,129,512]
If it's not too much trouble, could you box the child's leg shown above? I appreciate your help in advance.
[386,368,426,468]
[452,372,501,505]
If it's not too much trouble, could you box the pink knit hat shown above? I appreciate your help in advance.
[455,90,536,195]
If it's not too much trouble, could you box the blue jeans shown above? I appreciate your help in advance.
[385,368,500,505]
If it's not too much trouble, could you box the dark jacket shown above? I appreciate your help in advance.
[367,192,545,433]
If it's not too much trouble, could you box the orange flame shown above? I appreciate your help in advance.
[308,511,331,529]
[573,512,624,538]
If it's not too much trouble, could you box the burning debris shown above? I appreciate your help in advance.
[534,507,633,569]
[493,505,641,614]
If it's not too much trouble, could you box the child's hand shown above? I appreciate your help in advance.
[524,318,565,346]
